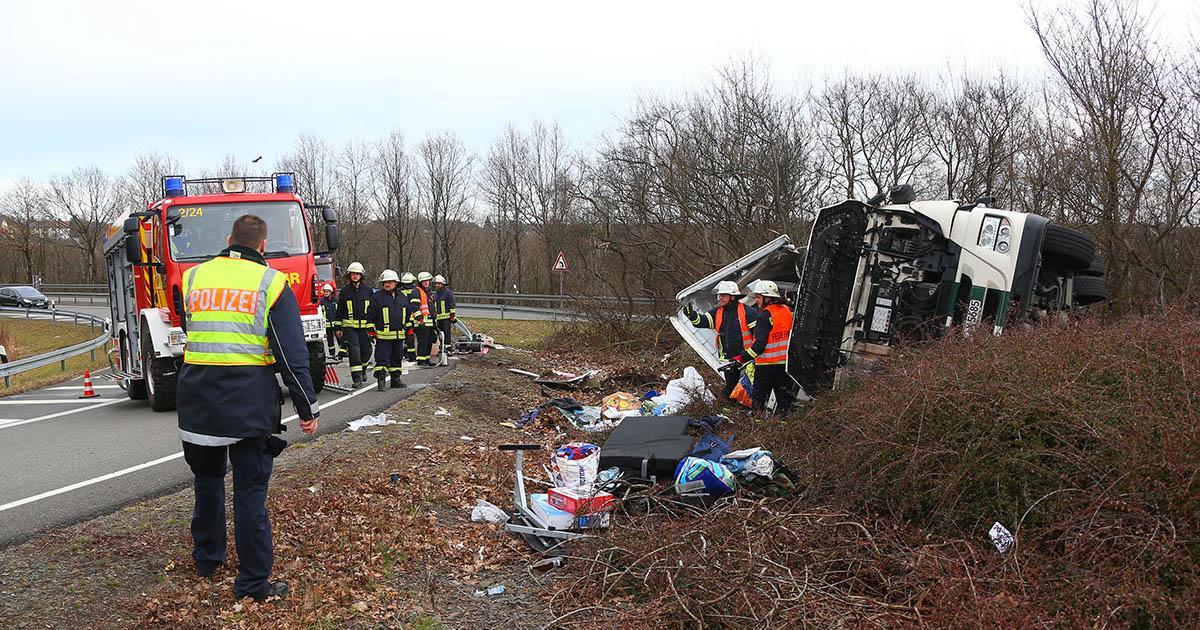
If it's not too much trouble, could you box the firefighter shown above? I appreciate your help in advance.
[414,271,436,366]
[432,274,457,355]
[366,269,414,391]
[319,283,340,359]
[683,280,758,398]
[743,280,794,415]
[399,272,419,363]
[176,214,319,601]
[335,262,374,388]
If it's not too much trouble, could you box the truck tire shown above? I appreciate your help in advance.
[1073,275,1106,306]
[308,341,326,394]
[141,330,178,412]
[123,335,148,400]
[1081,250,1105,277]
[1042,224,1095,271]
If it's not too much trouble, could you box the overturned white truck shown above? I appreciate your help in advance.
[674,186,1105,398]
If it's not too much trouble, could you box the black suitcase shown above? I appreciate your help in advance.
[599,416,695,480]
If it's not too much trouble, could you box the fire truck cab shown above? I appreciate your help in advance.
[103,174,339,411]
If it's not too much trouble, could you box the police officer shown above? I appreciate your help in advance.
[431,274,456,355]
[744,280,794,415]
[177,214,319,601]
[335,262,373,388]
[414,271,436,366]
[684,280,758,398]
[319,283,340,359]
[367,269,417,391]
[398,272,419,364]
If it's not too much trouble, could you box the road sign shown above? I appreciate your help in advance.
[552,251,568,272]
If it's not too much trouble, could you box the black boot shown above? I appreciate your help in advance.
[376,374,387,392]
[237,581,290,601]
[390,374,405,389]
[351,371,364,389]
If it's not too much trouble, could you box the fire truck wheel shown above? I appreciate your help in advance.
[308,341,326,393]
[141,330,177,412]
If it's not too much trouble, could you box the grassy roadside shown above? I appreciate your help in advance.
[0,317,109,396]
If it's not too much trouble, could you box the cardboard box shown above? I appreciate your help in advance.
[530,493,610,530]
[547,487,615,515]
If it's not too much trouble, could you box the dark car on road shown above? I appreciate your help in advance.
[0,286,51,308]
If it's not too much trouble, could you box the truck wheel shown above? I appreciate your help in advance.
[1043,224,1095,271]
[122,335,148,400]
[141,331,178,412]
[1081,250,1105,277]
[1073,275,1106,306]
[308,341,326,394]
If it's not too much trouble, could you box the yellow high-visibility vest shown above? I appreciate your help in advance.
[181,255,288,366]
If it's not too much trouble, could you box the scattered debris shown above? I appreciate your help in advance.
[551,443,601,489]
[306,484,321,494]
[460,435,474,441]
[470,499,509,524]
[990,522,1014,553]
[413,445,432,452]
[345,413,396,432]
[509,368,539,378]
[473,584,506,597]
[434,407,451,417]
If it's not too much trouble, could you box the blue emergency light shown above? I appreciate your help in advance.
[275,173,295,193]
[164,177,185,197]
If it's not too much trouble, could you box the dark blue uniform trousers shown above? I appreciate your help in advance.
[343,328,373,377]
[183,437,274,597]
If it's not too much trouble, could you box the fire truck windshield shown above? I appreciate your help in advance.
[169,201,310,261]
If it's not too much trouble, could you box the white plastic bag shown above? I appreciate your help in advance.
[650,366,715,415]
[470,499,508,524]
[551,443,601,490]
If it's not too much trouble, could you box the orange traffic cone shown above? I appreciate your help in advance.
[79,370,100,399]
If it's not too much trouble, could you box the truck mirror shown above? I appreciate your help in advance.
[123,217,140,234]
[125,233,141,263]
[322,207,337,223]
[324,223,340,251]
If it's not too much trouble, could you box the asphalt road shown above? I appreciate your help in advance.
[0,359,453,547]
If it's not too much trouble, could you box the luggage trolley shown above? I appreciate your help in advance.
[498,444,583,554]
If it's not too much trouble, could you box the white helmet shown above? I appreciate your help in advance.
[417,271,433,282]
[321,283,334,293]
[433,274,447,285]
[400,272,416,284]
[379,269,399,283]
[751,279,781,298]
[346,261,365,275]
[712,280,743,296]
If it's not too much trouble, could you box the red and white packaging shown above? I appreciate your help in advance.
[547,487,615,515]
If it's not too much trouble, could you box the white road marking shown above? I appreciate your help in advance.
[0,385,376,513]
[0,399,126,430]
[0,399,112,405]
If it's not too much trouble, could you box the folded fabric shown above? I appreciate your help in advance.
[720,447,775,478]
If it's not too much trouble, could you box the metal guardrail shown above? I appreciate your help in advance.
[0,306,110,388]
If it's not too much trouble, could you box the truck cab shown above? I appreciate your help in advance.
[674,186,1105,403]
[103,173,339,411]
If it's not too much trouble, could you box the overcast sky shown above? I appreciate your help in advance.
[1,0,1196,189]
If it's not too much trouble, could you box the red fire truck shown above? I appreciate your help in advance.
[103,174,339,411]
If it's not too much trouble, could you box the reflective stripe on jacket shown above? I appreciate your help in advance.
[755,303,793,365]
[368,289,417,340]
[416,285,434,327]
[182,255,288,366]
[433,288,456,321]
[337,283,374,329]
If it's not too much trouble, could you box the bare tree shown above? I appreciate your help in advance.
[0,179,49,283]
[47,167,121,282]
[372,130,419,271]
[119,151,182,210]
[416,131,473,277]
[1029,0,1178,308]
[332,139,375,269]
[278,134,335,207]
